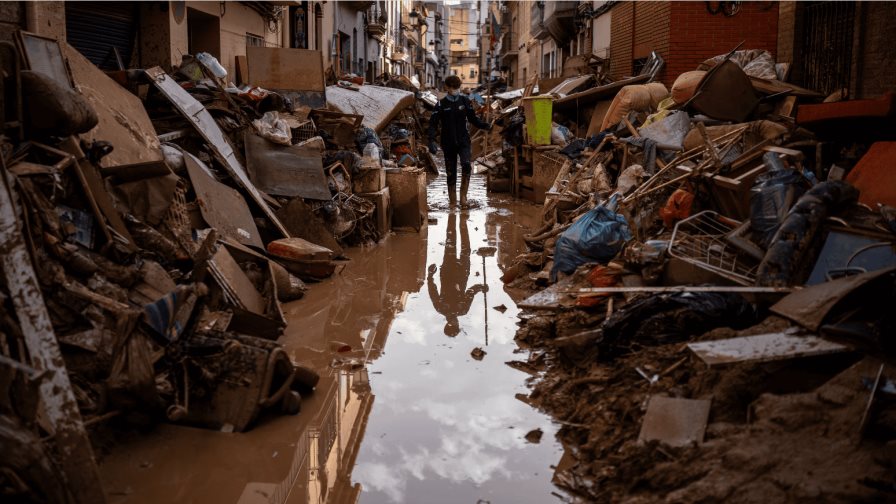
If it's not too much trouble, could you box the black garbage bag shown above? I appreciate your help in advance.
[323,150,361,176]
[750,155,812,247]
[758,180,859,286]
[597,291,759,357]
[560,138,587,159]
[354,126,382,153]
[501,110,526,147]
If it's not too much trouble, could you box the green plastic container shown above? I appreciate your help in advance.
[522,96,553,145]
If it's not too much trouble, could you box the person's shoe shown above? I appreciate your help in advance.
[459,175,470,208]
[448,189,457,208]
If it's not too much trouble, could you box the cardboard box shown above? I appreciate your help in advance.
[385,168,427,231]
[358,187,391,236]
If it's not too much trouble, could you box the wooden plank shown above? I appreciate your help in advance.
[553,74,651,109]
[770,266,896,331]
[762,145,804,159]
[0,163,107,504]
[235,55,249,86]
[687,332,850,367]
[638,396,711,447]
[518,275,580,310]
[184,152,264,249]
[244,133,329,200]
[60,137,137,251]
[62,42,163,168]
[246,47,325,92]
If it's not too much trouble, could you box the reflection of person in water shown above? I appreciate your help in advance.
[427,212,488,336]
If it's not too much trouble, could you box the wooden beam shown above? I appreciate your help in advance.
[570,286,795,294]
[0,161,107,503]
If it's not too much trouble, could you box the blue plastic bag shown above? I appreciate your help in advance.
[551,204,633,281]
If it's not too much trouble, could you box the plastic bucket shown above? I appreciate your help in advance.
[522,96,553,145]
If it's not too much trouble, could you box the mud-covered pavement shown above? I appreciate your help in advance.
[98,173,565,504]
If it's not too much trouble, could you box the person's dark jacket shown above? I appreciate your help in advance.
[428,95,490,149]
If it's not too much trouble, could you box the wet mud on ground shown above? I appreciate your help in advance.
[98,173,566,504]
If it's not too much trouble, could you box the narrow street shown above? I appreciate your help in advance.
[4,2,896,503]
[99,173,564,504]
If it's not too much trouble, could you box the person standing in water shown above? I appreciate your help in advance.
[428,75,491,208]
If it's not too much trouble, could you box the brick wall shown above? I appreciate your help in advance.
[667,2,779,86]
[777,1,796,64]
[609,1,635,79]
[854,2,896,99]
[632,1,671,64]
[611,1,779,86]
[0,2,24,42]
[609,1,672,81]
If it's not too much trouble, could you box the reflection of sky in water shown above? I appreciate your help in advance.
[354,207,561,504]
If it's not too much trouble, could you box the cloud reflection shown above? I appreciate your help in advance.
[354,462,407,502]
[355,391,549,502]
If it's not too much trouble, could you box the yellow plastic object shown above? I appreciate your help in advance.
[522,96,553,145]
[643,96,677,127]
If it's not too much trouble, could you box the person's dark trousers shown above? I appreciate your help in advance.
[442,143,472,190]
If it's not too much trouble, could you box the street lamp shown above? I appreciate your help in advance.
[409,8,419,27]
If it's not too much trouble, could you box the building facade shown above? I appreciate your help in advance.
[7,1,894,97]
[424,1,449,89]
[447,1,480,88]
[2,0,430,87]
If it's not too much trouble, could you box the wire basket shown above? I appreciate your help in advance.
[162,181,196,256]
[668,210,759,285]
[290,119,317,144]
[310,192,376,239]
[535,150,567,176]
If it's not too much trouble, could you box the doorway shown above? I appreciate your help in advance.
[187,8,220,57]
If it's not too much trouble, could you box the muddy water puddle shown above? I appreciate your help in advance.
[99,174,563,504]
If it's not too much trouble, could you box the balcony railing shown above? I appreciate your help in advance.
[366,4,387,38]
[405,29,419,47]
[543,1,577,42]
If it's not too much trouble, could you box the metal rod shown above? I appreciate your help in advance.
[570,286,794,294]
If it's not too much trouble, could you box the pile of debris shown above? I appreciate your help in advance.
[0,33,431,501]
[495,47,896,501]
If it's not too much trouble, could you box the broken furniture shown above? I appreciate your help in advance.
[267,237,337,280]
[145,66,291,238]
[687,331,851,367]
[246,46,326,109]
[385,168,427,231]
[668,211,760,286]
[179,332,300,432]
[244,132,330,200]
[309,108,363,148]
[184,152,264,250]
[325,84,416,133]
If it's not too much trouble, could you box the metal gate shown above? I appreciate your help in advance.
[65,2,138,70]
[799,1,855,95]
